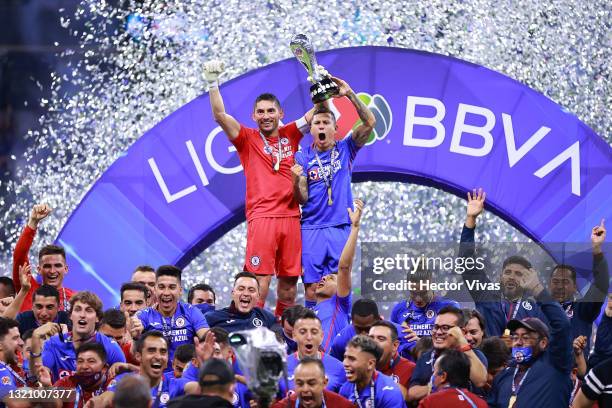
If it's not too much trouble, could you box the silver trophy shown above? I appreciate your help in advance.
[289,34,339,104]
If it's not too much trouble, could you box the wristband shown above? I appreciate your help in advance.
[459,344,472,353]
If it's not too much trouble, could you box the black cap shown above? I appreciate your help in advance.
[507,317,550,339]
[198,358,235,387]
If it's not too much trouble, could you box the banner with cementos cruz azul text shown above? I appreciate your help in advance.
[55,46,612,307]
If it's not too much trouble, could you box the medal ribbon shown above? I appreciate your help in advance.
[259,132,282,172]
[314,144,337,206]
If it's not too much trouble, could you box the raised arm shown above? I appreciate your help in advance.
[329,76,376,147]
[12,204,51,291]
[204,60,240,140]
[583,219,609,304]
[2,264,32,319]
[337,199,364,298]
[291,162,308,205]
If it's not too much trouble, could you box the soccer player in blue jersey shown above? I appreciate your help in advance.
[31,291,126,383]
[339,335,406,408]
[311,199,364,352]
[204,272,278,334]
[280,309,345,395]
[132,266,209,373]
[92,331,185,408]
[0,318,28,403]
[291,74,375,306]
[390,268,460,350]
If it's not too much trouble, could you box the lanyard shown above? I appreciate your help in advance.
[61,287,70,311]
[353,376,375,408]
[259,131,282,172]
[569,379,580,404]
[0,362,26,386]
[511,367,530,396]
[74,378,106,408]
[152,378,164,408]
[313,144,337,206]
[506,298,522,322]
[455,388,478,408]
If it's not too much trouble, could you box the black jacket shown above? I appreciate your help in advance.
[168,394,233,408]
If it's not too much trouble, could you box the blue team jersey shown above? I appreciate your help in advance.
[314,294,351,352]
[295,136,359,229]
[0,363,25,401]
[136,302,208,371]
[339,371,406,408]
[329,322,415,361]
[390,297,460,337]
[182,360,243,383]
[42,332,126,383]
[108,372,184,408]
[204,306,278,333]
[279,353,346,395]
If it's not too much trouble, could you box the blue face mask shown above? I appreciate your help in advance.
[511,346,533,364]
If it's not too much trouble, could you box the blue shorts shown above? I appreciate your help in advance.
[301,224,351,284]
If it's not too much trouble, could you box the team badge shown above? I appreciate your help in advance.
[331,149,339,160]
[366,399,374,408]
[232,392,239,404]
[176,317,186,328]
[566,308,574,318]
[251,256,260,267]
[253,318,263,327]
[522,301,532,311]
[426,309,435,319]
[392,374,400,383]
[263,145,273,154]
[160,393,170,404]
[1,376,10,385]
[281,137,289,145]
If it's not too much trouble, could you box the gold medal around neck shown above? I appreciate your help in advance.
[508,395,517,408]
[327,186,333,205]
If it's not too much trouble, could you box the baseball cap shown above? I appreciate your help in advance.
[507,317,550,339]
[198,358,235,387]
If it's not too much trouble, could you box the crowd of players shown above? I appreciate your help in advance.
[0,63,608,408]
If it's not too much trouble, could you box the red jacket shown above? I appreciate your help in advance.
[271,389,355,408]
[379,353,415,391]
[13,226,75,312]
[418,387,487,408]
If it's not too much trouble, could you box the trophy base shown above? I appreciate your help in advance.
[310,77,339,104]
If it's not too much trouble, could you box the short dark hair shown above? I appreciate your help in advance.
[462,308,487,335]
[297,356,325,376]
[120,282,149,300]
[233,272,259,288]
[173,344,195,363]
[438,306,466,327]
[351,298,380,319]
[0,318,19,341]
[502,255,532,270]
[312,105,336,124]
[294,308,322,326]
[133,265,155,274]
[480,337,510,373]
[281,304,305,326]
[437,349,471,388]
[100,309,126,329]
[33,284,60,304]
[411,336,433,361]
[135,331,167,353]
[156,265,182,283]
[22,328,35,342]
[208,327,230,346]
[347,335,382,363]
[370,321,398,342]
[113,376,151,408]
[253,93,281,110]
[38,245,66,261]
[199,358,235,389]
[187,283,216,304]
[76,342,107,364]
[406,268,433,284]
[551,264,577,284]
[0,277,15,297]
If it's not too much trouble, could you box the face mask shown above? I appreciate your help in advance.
[74,371,105,389]
[511,346,533,364]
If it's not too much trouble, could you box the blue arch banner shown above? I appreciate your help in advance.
[56,47,612,307]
